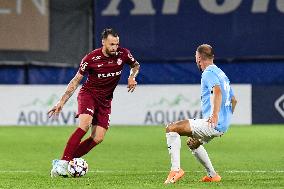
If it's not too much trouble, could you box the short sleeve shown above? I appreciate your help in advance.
[229,87,234,98]
[78,54,90,75]
[203,71,220,90]
[124,49,137,66]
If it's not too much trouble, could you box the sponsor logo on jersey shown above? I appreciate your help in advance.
[92,56,101,60]
[117,58,122,65]
[97,64,103,67]
[98,71,122,78]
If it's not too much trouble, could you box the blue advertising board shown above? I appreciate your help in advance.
[252,86,284,124]
[94,0,284,61]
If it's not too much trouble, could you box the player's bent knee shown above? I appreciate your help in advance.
[78,125,90,132]
[165,122,176,133]
[187,138,201,150]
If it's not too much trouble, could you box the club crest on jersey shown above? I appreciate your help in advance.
[117,58,122,65]
[98,71,122,78]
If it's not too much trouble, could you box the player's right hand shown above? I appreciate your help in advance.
[48,102,64,118]
[207,113,218,128]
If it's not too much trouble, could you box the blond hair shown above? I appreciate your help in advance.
[197,44,214,60]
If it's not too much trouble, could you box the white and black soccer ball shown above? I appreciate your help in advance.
[67,158,88,177]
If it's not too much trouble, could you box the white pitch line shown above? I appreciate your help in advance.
[225,170,284,173]
[0,170,36,173]
[89,170,284,173]
[0,170,284,173]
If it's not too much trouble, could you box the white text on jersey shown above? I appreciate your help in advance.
[98,71,122,78]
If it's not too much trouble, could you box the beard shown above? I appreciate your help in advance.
[106,49,116,57]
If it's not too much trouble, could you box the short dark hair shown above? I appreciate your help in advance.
[101,28,119,39]
[197,44,214,60]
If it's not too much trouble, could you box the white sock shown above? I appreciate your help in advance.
[166,132,181,171]
[191,145,217,177]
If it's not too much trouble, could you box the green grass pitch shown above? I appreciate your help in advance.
[0,125,284,189]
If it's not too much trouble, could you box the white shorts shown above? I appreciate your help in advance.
[188,119,224,144]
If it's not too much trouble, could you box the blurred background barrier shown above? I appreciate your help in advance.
[0,0,92,67]
[0,0,49,51]
[0,85,79,125]
[1,61,283,85]
[0,85,250,126]
[94,0,284,61]
[252,86,284,124]
[0,0,283,125]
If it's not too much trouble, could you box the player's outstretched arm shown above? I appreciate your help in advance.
[128,61,140,93]
[48,71,84,118]
[231,96,237,113]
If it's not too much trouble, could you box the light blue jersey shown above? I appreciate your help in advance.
[201,64,234,132]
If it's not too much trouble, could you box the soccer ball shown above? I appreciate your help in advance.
[67,158,88,177]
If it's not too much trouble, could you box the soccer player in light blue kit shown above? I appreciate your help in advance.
[164,44,237,184]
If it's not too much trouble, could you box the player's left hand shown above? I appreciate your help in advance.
[208,113,218,128]
[47,101,64,118]
[127,77,137,93]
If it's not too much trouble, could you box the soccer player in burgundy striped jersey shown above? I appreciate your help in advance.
[48,28,140,177]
